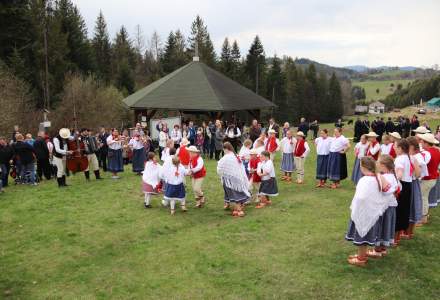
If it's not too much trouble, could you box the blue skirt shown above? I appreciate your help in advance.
[107,149,124,173]
[376,206,396,247]
[345,219,379,246]
[316,154,329,180]
[429,178,440,208]
[281,153,295,172]
[351,158,363,185]
[258,177,279,196]
[223,184,249,204]
[409,180,423,223]
[164,183,185,200]
[327,152,347,181]
[243,161,249,177]
[132,148,146,172]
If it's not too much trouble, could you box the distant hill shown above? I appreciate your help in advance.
[293,58,356,80]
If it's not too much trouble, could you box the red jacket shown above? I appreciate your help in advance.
[249,156,261,183]
[190,155,206,179]
[294,139,306,157]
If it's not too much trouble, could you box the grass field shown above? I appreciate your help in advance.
[352,79,413,102]
[1,125,440,299]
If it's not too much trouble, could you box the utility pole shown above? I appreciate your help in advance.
[43,0,50,115]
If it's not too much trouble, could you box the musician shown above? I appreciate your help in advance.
[53,128,73,187]
[128,131,146,175]
[80,128,102,181]
[98,127,109,172]
[106,128,124,179]
[33,131,51,181]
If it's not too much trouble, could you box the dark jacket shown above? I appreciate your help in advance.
[249,126,261,142]
[13,141,35,165]
[0,144,14,165]
[33,137,50,160]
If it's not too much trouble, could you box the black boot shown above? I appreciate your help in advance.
[85,171,90,181]
[94,170,103,180]
[57,177,63,188]
[62,175,69,186]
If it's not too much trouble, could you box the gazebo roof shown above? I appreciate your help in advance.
[122,61,275,111]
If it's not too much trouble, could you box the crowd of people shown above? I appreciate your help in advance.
[1,116,440,269]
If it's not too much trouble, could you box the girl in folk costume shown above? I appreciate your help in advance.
[195,128,204,154]
[107,129,124,179]
[404,137,424,238]
[345,157,389,267]
[128,131,146,175]
[327,127,350,189]
[280,130,297,182]
[380,135,397,159]
[158,126,168,160]
[253,132,268,149]
[265,129,280,161]
[160,156,189,215]
[142,152,162,208]
[315,129,332,188]
[238,139,252,177]
[418,133,440,223]
[248,149,262,202]
[161,139,174,163]
[351,134,369,185]
[365,132,380,160]
[176,138,190,168]
[393,139,415,246]
[170,124,182,150]
[217,142,251,217]
[293,131,310,184]
[256,151,279,209]
[374,155,400,256]
[254,139,266,156]
[187,146,207,208]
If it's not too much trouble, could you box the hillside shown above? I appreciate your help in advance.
[352,79,413,102]
[294,58,356,79]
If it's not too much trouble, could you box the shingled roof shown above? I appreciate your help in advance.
[122,61,275,111]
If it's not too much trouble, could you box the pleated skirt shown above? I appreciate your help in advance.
[376,206,396,247]
[107,149,124,173]
[258,177,279,196]
[428,178,440,208]
[351,158,363,185]
[327,152,347,181]
[223,184,249,204]
[315,154,329,180]
[409,179,423,223]
[164,183,185,201]
[132,148,146,172]
[281,153,295,172]
[345,219,380,246]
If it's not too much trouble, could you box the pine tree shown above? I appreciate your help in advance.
[266,55,286,120]
[112,26,135,93]
[316,72,329,121]
[162,31,177,74]
[304,64,319,120]
[284,57,298,122]
[328,72,344,120]
[245,35,266,96]
[187,15,216,66]
[230,40,241,81]
[219,38,232,76]
[92,11,111,82]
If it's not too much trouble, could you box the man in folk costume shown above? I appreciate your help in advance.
[293,131,310,184]
[365,132,380,160]
[176,138,191,168]
[80,128,102,181]
[53,128,73,187]
[417,133,440,224]
[266,129,280,161]
[187,146,207,208]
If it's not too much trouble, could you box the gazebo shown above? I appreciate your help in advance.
[122,58,276,122]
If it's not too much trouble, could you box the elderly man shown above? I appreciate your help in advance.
[249,119,261,142]
[33,131,51,181]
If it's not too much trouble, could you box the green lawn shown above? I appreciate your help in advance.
[1,137,440,299]
[352,79,413,102]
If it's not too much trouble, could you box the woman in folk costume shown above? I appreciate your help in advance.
[170,124,182,150]
[315,129,332,188]
[404,137,425,238]
[176,138,191,168]
[327,127,350,189]
[142,152,162,208]
[380,135,397,159]
[345,157,389,267]
[128,131,146,175]
[256,151,279,209]
[393,139,416,246]
[265,129,280,161]
[418,133,440,223]
[351,134,369,185]
[293,131,310,184]
[160,156,189,215]
[365,132,380,161]
[280,129,297,182]
[106,129,124,179]
[248,148,262,202]
[187,146,207,208]
[217,142,251,217]
[374,155,400,256]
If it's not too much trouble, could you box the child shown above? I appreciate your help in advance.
[142,152,162,208]
[365,132,380,161]
[374,155,400,256]
[161,139,174,163]
[188,146,206,208]
[176,138,190,168]
[280,130,296,182]
[253,132,267,149]
[195,129,204,154]
[380,135,396,158]
[254,139,265,155]
[160,156,189,215]
[265,129,280,161]
[239,139,252,177]
[351,134,369,185]
[248,149,261,202]
[315,129,332,187]
[256,151,279,208]
[293,131,310,184]
[217,142,250,217]
[327,127,350,189]
[345,156,389,267]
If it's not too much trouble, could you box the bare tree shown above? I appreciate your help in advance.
[148,30,162,62]
[133,24,145,57]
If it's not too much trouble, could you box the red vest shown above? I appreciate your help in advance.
[266,136,278,153]
[389,143,396,158]
[190,155,206,179]
[178,146,190,166]
[367,141,379,160]
[423,147,440,180]
[249,156,261,182]
[294,139,306,157]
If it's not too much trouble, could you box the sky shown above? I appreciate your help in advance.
[72,0,440,68]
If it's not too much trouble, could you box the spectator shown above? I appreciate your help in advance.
[0,137,14,187]
[268,118,280,138]
[249,119,261,142]
[298,118,309,138]
[385,117,395,134]
[188,121,196,145]
[34,131,52,181]
[13,134,37,185]
[309,120,320,139]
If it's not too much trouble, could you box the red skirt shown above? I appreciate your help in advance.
[142,182,159,194]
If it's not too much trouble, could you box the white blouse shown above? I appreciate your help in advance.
[280,137,297,153]
[355,142,369,158]
[412,152,428,179]
[106,135,122,150]
[128,138,144,150]
[380,143,393,155]
[315,137,332,155]
[257,159,275,180]
[395,154,412,182]
[382,173,400,207]
[329,135,349,152]
[238,146,251,161]
[160,164,189,185]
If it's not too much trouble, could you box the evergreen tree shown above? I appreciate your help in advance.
[328,72,344,119]
[219,38,232,76]
[92,11,111,82]
[230,40,241,81]
[161,30,188,74]
[187,15,216,66]
[284,57,299,122]
[245,35,266,96]
[112,26,135,93]
[304,64,319,120]
[266,55,286,120]
[316,72,329,121]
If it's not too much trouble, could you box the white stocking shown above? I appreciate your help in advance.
[144,193,151,205]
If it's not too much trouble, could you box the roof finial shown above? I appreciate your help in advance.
[193,41,200,62]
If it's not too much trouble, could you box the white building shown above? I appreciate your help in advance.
[368,101,385,114]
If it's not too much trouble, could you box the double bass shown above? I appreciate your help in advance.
[67,132,89,173]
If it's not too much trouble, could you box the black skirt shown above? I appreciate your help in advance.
[396,181,412,231]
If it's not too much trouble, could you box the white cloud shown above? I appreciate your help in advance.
[73,0,440,67]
